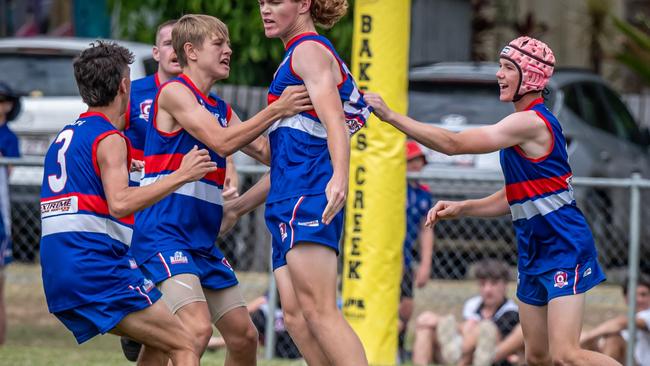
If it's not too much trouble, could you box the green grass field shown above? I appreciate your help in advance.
[0,265,308,365]
[0,264,625,365]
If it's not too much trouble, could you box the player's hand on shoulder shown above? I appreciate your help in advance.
[425,200,462,227]
[275,85,312,117]
[178,145,217,182]
[130,159,144,172]
[364,92,394,122]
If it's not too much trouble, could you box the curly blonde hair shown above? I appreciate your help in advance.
[309,0,348,29]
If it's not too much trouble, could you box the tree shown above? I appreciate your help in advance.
[109,0,354,86]
[585,0,613,75]
[612,15,650,86]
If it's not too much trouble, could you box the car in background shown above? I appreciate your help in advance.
[0,37,156,186]
[0,37,155,261]
[408,62,650,272]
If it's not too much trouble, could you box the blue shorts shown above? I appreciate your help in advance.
[139,248,238,290]
[517,257,606,306]
[54,277,161,344]
[265,194,343,270]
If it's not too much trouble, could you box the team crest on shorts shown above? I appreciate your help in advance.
[129,258,138,269]
[143,279,155,293]
[221,258,233,271]
[554,271,569,288]
[279,223,287,242]
[170,251,188,265]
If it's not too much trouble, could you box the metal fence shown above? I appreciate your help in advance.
[2,158,649,363]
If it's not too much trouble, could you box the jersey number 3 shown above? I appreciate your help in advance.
[48,129,74,193]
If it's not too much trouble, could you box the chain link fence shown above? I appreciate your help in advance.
[2,158,649,362]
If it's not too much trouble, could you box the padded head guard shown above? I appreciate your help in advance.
[500,36,555,101]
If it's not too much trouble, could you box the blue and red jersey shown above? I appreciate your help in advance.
[131,74,231,264]
[499,98,598,274]
[124,73,161,185]
[266,32,370,203]
[124,73,161,162]
[404,183,433,268]
[40,112,136,312]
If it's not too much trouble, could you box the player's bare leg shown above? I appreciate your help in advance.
[111,300,198,366]
[138,302,212,364]
[547,294,622,366]
[275,265,330,365]
[519,302,552,366]
[214,306,257,366]
[286,244,368,366]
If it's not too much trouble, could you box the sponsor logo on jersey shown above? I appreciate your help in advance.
[583,267,592,278]
[40,196,79,217]
[169,251,188,265]
[554,271,569,288]
[129,258,138,269]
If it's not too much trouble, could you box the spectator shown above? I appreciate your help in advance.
[580,273,650,365]
[207,292,301,359]
[0,81,21,346]
[412,259,524,366]
[399,141,435,362]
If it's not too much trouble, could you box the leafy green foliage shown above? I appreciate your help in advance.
[612,16,650,86]
[109,0,354,85]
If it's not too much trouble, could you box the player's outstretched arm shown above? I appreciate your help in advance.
[292,41,350,225]
[227,112,271,166]
[223,156,240,200]
[425,187,509,227]
[219,173,270,236]
[97,134,216,218]
[160,83,311,157]
[365,92,542,156]
[415,220,435,288]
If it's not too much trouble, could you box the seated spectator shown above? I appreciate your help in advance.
[207,291,301,359]
[412,259,524,366]
[580,273,650,365]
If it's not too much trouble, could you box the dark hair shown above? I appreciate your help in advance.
[155,19,178,45]
[474,259,511,282]
[73,41,134,107]
[622,273,650,296]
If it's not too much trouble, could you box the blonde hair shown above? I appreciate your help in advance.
[172,14,229,67]
[309,0,348,29]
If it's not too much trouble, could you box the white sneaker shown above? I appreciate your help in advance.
[472,320,498,366]
[437,315,462,365]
